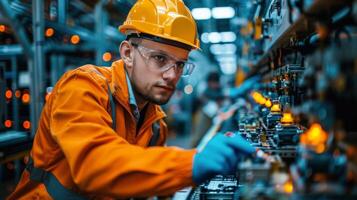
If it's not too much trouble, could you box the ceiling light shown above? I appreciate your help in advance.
[220,62,237,75]
[208,32,221,43]
[220,32,236,42]
[192,8,211,20]
[201,33,210,43]
[210,44,236,55]
[212,7,235,19]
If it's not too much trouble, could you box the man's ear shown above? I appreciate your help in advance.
[119,40,134,68]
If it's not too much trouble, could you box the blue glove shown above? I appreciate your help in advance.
[228,75,261,98]
[192,133,255,184]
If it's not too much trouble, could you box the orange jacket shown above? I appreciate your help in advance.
[8,60,196,199]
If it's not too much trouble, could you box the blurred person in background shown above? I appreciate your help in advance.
[191,71,226,147]
[164,80,192,138]
[8,0,255,199]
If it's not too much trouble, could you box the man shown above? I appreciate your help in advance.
[8,0,255,199]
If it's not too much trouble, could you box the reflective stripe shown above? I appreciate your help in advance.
[125,71,140,122]
[26,157,87,200]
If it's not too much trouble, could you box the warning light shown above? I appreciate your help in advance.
[270,103,281,112]
[265,99,272,108]
[316,23,328,40]
[70,35,80,44]
[283,181,294,194]
[0,25,5,32]
[281,112,294,124]
[22,93,30,104]
[300,123,328,153]
[102,52,112,62]
[15,90,21,98]
[251,91,260,102]
[5,89,12,99]
[23,120,31,129]
[45,28,55,37]
[251,91,266,105]
[258,97,266,105]
[4,120,12,128]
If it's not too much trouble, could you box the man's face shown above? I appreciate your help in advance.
[127,39,190,105]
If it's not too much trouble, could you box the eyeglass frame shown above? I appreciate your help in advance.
[130,42,195,77]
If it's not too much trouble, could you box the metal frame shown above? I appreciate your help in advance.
[0,0,33,59]
[11,56,19,130]
[30,0,45,136]
[95,0,109,66]
[0,0,128,136]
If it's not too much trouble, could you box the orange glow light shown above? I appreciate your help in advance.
[15,90,21,98]
[0,25,5,32]
[70,35,80,44]
[300,123,328,153]
[271,103,281,112]
[281,112,294,124]
[251,91,266,105]
[283,181,294,194]
[4,120,12,128]
[22,93,30,104]
[5,89,12,99]
[316,23,328,40]
[45,28,55,37]
[251,91,260,100]
[23,120,31,129]
[102,52,112,62]
[265,99,272,108]
[259,97,267,105]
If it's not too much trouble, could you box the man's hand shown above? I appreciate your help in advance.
[192,133,255,184]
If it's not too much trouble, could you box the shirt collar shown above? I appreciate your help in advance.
[125,71,140,121]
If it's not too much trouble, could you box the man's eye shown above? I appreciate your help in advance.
[176,62,185,69]
[152,55,167,63]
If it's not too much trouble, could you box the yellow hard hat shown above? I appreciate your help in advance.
[119,0,200,50]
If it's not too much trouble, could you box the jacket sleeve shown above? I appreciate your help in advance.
[50,69,196,198]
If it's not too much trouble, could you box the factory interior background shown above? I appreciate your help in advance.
[1,0,357,199]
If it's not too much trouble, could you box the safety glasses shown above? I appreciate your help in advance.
[131,43,195,77]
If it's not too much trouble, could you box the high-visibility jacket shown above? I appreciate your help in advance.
[8,60,196,199]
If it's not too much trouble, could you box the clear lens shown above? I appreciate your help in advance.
[160,62,195,76]
[135,45,195,76]
[182,63,195,76]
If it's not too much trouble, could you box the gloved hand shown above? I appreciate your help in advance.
[227,75,261,98]
[192,133,255,184]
